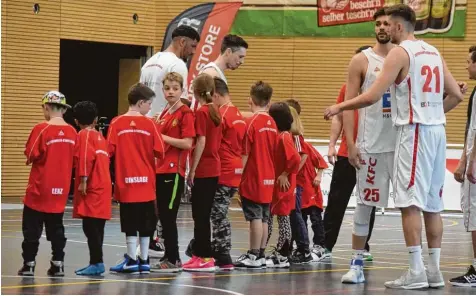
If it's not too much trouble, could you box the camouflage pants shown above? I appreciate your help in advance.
[211,185,237,254]
[267,215,291,254]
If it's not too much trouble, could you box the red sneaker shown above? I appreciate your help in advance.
[183,257,215,272]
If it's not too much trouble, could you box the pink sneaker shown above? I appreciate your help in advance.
[183,257,215,272]
[183,256,199,267]
[217,264,234,271]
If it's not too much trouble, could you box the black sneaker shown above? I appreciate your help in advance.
[18,261,35,276]
[185,238,195,258]
[149,237,165,258]
[47,260,64,277]
[449,265,476,287]
[290,250,312,264]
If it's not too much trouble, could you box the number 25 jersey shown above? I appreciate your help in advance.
[391,40,445,126]
[357,48,396,153]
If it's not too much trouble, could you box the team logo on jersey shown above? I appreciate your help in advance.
[267,120,271,125]
[172,119,178,127]
[58,130,64,136]
[130,120,136,127]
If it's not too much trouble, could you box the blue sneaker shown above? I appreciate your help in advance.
[139,257,150,274]
[75,263,105,276]
[109,254,139,274]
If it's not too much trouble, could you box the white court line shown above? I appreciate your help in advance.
[0,275,242,295]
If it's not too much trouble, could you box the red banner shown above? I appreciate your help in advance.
[186,2,242,108]
[317,0,385,27]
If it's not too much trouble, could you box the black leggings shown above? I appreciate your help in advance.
[156,173,184,264]
[82,217,106,264]
[191,176,219,258]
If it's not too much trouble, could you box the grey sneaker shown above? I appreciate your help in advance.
[384,269,429,289]
[426,270,445,288]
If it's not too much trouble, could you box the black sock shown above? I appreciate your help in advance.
[259,248,265,258]
[250,249,260,256]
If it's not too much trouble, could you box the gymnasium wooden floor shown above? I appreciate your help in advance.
[2,202,475,295]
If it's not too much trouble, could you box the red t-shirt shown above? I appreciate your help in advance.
[194,104,222,178]
[271,132,301,216]
[156,105,196,177]
[73,128,112,220]
[23,122,77,213]
[107,115,165,203]
[300,142,328,210]
[218,104,246,188]
[239,112,278,204]
[336,84,359,157]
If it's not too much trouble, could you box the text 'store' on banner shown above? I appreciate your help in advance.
[229,0,466,37]
[161,2,242,102]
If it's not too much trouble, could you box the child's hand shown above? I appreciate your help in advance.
[187,170,195,187]
[78,179,87,196]
[277,174,290,191]
[313,175,322,187]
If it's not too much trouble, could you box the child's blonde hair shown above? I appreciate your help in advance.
[289,106,304,136]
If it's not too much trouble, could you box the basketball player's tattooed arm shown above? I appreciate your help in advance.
[455,139,467,183]
[343,53,366,169]
[324,47,406,119]
[442,57,465,113]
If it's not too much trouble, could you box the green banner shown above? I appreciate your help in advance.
[230,6,466,38]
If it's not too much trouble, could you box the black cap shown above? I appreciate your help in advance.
[172,25,201,42]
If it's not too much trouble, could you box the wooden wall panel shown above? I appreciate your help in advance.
[60,0,156,46]
[2,0,61,197]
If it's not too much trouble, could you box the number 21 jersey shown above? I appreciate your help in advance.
[391,40,445,126]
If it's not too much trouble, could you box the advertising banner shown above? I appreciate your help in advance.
[230,0,466,37]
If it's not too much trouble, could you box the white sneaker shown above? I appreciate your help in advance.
[341,259,365,284]
[384,269,429,289]
[265,251,290,268]
[234,252,262,269]
[311,246,332,262]
[426,270,445,288]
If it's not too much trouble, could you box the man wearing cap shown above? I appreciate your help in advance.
[18,91,77,277]
[140,25,200,117]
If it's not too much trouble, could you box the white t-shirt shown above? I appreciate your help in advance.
[190,61,228,112]
[140,51,189,117]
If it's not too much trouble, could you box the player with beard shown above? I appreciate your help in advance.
[324,4,464,289]
[337,8,397,284]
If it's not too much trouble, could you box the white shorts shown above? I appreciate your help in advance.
[356,152,394,208]
[462,161,476,232]
[393,124,445,213]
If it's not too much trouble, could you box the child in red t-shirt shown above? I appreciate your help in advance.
[150,72,195,272]
[108,83,165,274]
[210,77,246,270]
[266,102,301,268]
[235,81,277,269]
[72,101,112,276]
[299,142,328,255]
[183,73,222,272]
[18,91,77,277]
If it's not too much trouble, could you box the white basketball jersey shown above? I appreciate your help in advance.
[390,40,446,126]
[191,62,227,111]
[356,48,396,153]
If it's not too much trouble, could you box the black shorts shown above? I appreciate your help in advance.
[119,201,157,237]
[240,196,270,222]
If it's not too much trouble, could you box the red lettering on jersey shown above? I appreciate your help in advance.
[366,157,377,185]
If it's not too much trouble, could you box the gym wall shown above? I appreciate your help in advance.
[2,0,475,197]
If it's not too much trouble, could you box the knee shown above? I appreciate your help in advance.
[353,204,373,237]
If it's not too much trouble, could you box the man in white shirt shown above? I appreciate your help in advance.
[190,34,248,111]
[139,25,199,258]
[141,25,200,117]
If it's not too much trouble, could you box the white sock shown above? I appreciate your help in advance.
[352,249,364,260]
[408,245,424,273]
[428,248,441,273]
[126,236,137,259]
[139,236,150,260]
